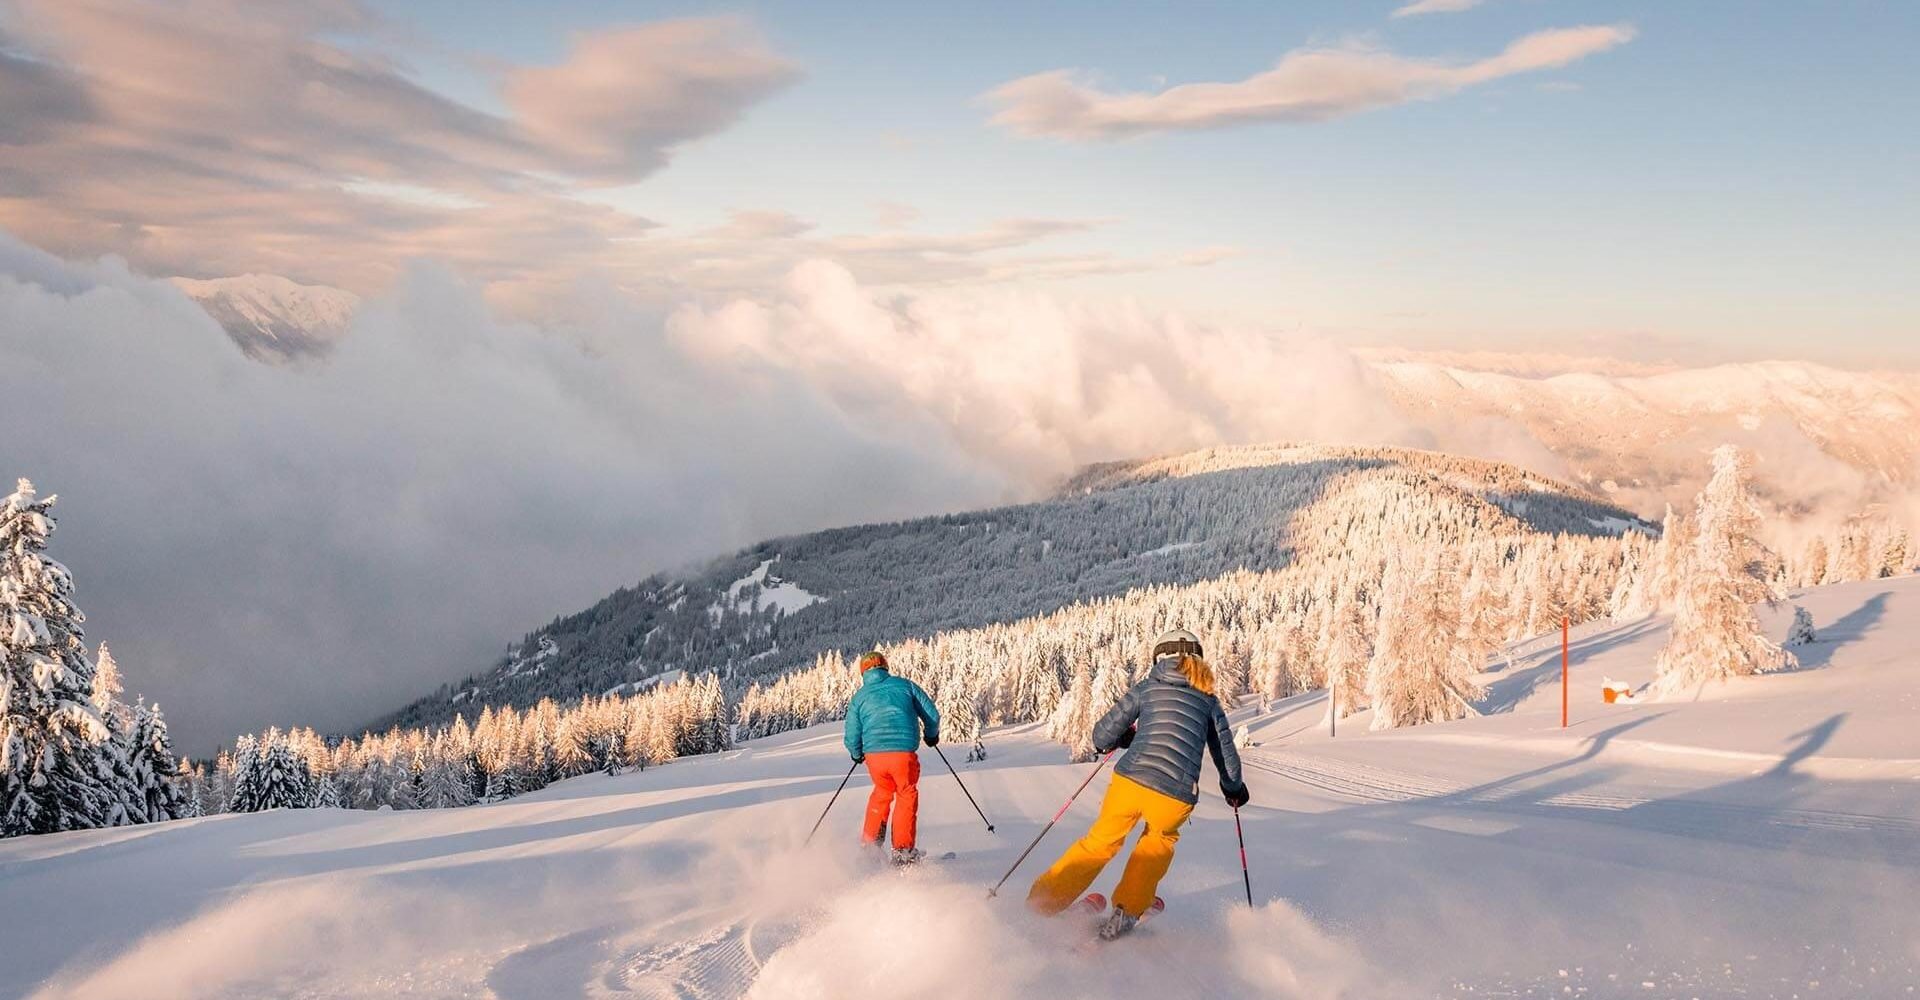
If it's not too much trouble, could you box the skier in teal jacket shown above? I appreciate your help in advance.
[844,651,940,863]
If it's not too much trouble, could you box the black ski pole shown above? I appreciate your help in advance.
[932,744,995,833]
[987,749,1116,898]
[804,760,860,847]
[1234,806,1254,908]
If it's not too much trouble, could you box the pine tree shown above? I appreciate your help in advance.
[1365,553,1484,730]
[1786,606,1817,647]
[2,479,113,835]
[91,642,128,727]
[1091,661,1131,721]
[89,643,142,827]
[311,774,343,809]
[1322,595,1371,726]
[1649,504,1696,611]
[253,731,314,810]
[226,734,262,813]
[1653,446,1795,698]
[1798,536,1829,587]
[125,701,186,822]
[1882,531,1910,579]
[1049,660,1097,762]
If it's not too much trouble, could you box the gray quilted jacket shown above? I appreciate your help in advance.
[1093,657,1244,805]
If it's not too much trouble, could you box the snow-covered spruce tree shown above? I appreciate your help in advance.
[1090,661,1131,722]
[252,731,315,810]
[1798,536,1829,587]
[225,734,262,813]
[1786,606,1817,647]
[89,642,143,826]
[1048,660,1097,762]
[1321,594,1371,726]
[692,674,732,755]
[125,701,187,822]
[313,774,343,809]
[1652,446,1795,699]
[1882,530,1911,579]
[1,479,114,836]
[1365,553,1485,731]
[1648,504,1696,611]
[91,642,129,728]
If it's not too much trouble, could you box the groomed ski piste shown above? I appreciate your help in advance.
[4,577,1917,999]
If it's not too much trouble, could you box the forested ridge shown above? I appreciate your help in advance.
[376,444,1646,733]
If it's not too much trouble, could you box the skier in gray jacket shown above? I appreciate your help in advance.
[1028,628,1250,938]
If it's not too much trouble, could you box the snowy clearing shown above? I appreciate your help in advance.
[715,559,824,618]
[4,577,1919,999]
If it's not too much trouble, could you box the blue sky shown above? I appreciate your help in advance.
[358,0,1918,365]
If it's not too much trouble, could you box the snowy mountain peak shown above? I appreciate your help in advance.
[171,273,360,363]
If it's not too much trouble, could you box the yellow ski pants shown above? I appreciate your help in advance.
[1026,772,1194,917]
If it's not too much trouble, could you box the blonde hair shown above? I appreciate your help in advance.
[1178,654,1215,696]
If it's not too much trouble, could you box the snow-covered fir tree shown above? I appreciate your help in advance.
[1322,594,1372,727]
[225,734,262,813]
[1365,552,1485,730]
[124,701,187,823]
[250,730,315,810]
[1786,606,1817,647]
[1653,447,1796,699]
[1,479,113,836]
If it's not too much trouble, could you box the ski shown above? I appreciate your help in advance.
[1072,892,1108,915]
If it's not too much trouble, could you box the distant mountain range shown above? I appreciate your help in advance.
[1373,357,1920,517]
[171,273,359,363]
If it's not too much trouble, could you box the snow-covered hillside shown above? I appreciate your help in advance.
[171,274,359,363]
[7,575,1915,999]
[378,445,1643,733]
[1373,358,1920,516]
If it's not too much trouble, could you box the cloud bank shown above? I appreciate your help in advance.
[0,236,1435,750]
[986,25,1635,139]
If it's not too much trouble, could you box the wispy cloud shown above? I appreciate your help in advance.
[0,1,798,291]
[986,24,1635,140]
[1392,0,1486,18]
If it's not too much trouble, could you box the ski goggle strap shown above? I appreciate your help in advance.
[1152,639,1204,660]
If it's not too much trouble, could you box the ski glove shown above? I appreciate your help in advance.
[851,753,865,764]
[924,735,939,748]
[1221,780,1251,808]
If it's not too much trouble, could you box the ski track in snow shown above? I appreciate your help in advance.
[614,920,756,1000]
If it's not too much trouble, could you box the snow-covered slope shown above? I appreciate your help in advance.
[171,274,359,363]
[1373,358,1920,516]
[7,576,1916,999]
[378,444,1642,733]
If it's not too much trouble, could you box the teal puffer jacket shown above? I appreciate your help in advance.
[845,669,940,758]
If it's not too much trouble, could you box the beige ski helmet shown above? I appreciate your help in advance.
[1152,628,1203,660]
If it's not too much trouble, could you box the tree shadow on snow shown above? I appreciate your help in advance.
[1778,592,1889,673]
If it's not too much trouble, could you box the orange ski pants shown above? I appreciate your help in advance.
[862,751,921,849]
[1027,772,1194,918]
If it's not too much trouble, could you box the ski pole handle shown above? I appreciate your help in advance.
[933,744,995,833]
[987,749,1115,898]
